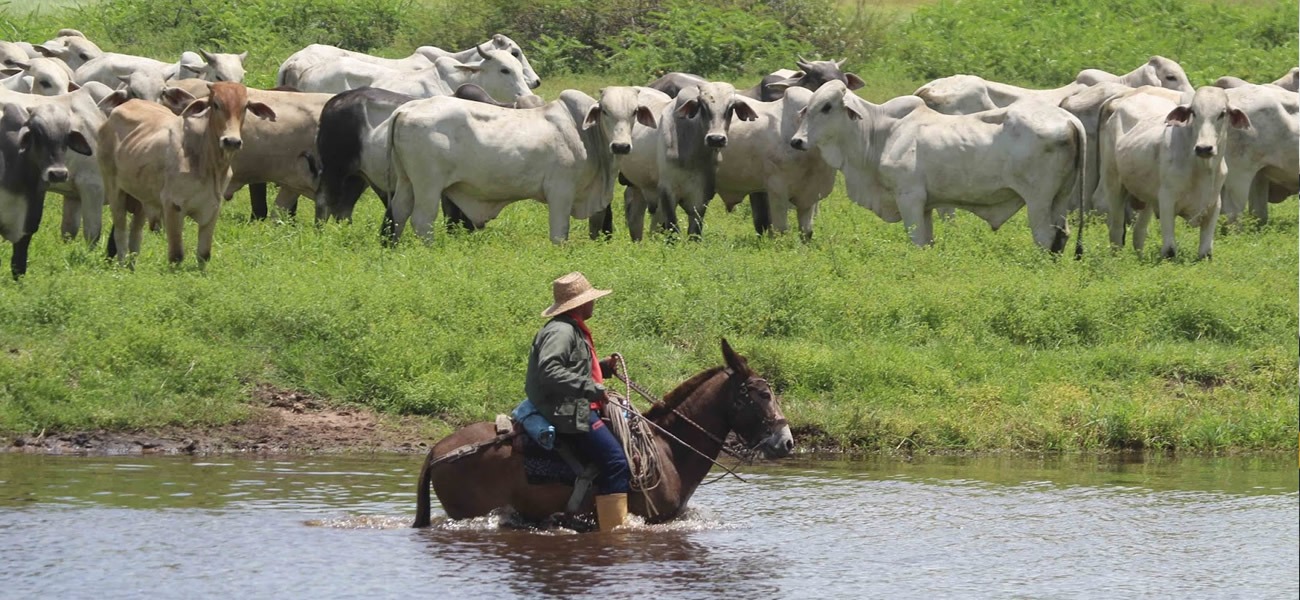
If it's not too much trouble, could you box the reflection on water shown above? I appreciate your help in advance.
[0,453,1295,599]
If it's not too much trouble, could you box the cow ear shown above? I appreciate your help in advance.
[845,73,866,90]
[0,68,21,77]
[117,74,132,85]
[1228,108,1251,129]
[66,81,79,92]
[182,63,205,75]
[181,98,210,118]
[162,87,197,109]
[246,101,277,122]
[454,64,482,73]
[844,102,863,121]
[675,99,699,119]
[67,130,93,156]
[635,105,658,129]
[1165,105,1192,126]
[32,45,60,59]
[9,60,30,71]
[582,103,602,130]
[237,51,248,63]
[765,77,799,93]
[16,126,30,151]
[97,90,130,113]
[732,100,759,122]
[492,33,508,47]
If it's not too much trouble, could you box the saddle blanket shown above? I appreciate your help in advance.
[520,433,580,486]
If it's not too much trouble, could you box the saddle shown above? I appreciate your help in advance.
[496,414,600,515]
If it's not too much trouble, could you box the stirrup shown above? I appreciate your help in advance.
[554,443,599,515]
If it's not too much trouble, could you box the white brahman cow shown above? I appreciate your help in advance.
[790,80,1086,253]
[1094,86,1251,259]
[386,87,655,243]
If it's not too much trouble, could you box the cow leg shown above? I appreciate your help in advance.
[686,202,707,240]
[1157,194,1177,259]
[248,182,269,220]
[899,193,933,246]
[409,195,442,244]
[1247,172,1271,225]
[10,233,32,280]
[162,201,185,264]
[1026,200,1060,252]
[79,186,104,247]
[547,195,573,244]
[624,186,647,242]
[274,187,300,221]
[60,196,80,241]
[1131,203,1153,254]
[1197,201,1220,260]
[749,192,771,236]
[768,196,791,235]
[196,214,217,264]
[588,206,613,241]
[658,188,680,236]
[796,203,815,243]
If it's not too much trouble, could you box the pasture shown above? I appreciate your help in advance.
[0,0,1295,453]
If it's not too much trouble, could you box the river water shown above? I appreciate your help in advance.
[0,453,1295,599]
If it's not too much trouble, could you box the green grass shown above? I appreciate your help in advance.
[0,180,1294,453]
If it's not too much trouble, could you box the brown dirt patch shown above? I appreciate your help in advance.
[2,385,449,456]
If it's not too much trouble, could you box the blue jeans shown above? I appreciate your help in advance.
[561,411,630,495]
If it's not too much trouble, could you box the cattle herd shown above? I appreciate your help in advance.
[0,28,1296,278]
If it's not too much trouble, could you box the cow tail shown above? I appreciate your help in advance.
[1071,113,1086,260]
[382,107,403,243]
[413,446,437,528]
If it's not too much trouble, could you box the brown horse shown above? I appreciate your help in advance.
[413,339,794,528]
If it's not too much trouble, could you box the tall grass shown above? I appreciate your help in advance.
[0,0,1295,452]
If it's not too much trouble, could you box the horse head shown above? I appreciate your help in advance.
[720,338,794,459]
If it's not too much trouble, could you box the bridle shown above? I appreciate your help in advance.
[615,365,785,460]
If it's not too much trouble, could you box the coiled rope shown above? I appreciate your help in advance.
[605,353,662,518]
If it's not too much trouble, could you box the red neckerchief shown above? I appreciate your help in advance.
[566,311,603,385]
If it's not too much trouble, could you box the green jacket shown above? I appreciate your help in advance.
[525,315,606,434]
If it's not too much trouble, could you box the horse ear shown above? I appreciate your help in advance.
[721,338,748,372]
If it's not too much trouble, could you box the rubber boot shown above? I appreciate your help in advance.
[595,493,628,532]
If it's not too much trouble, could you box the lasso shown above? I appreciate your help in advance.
[605,353,663,518]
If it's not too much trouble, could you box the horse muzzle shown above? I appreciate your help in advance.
[759,424,795,459]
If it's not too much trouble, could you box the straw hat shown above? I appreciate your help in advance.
[541,272,612,317]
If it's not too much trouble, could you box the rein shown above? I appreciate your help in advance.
[608,355,761,483]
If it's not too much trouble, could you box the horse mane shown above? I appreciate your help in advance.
[642,366,727,421]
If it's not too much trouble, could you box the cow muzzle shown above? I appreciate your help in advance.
[790,137,808,151]
[44,167,69,183]
[610,142,631,155]
[1194,144,1215,158]
[705,134,728,148]
[220,136,243,150]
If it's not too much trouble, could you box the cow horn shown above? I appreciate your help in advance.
[796,55,814,70]
[477,44,490,60]
[836,58,846,68]
[200,49,216,64]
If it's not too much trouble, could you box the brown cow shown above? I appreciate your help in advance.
[99,81,275,265]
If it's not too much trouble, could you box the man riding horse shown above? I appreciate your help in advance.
[525,272,629,532]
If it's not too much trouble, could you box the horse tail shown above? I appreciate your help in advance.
[413,446,438,528]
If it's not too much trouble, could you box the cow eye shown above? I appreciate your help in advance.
[820,104,831,113]
[500,69,510,75]
[40,80,51,88]
[79,53,89,61]
[511,50,520,58]
[1165,75,1176,81]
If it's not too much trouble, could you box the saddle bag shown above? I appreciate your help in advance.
[511,398,556,450]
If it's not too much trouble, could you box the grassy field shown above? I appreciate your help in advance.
[0,0,1295,453]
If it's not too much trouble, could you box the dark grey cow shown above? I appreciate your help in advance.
[0,103,93,278]
[657,82,758,238]
[741,58,866,102]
